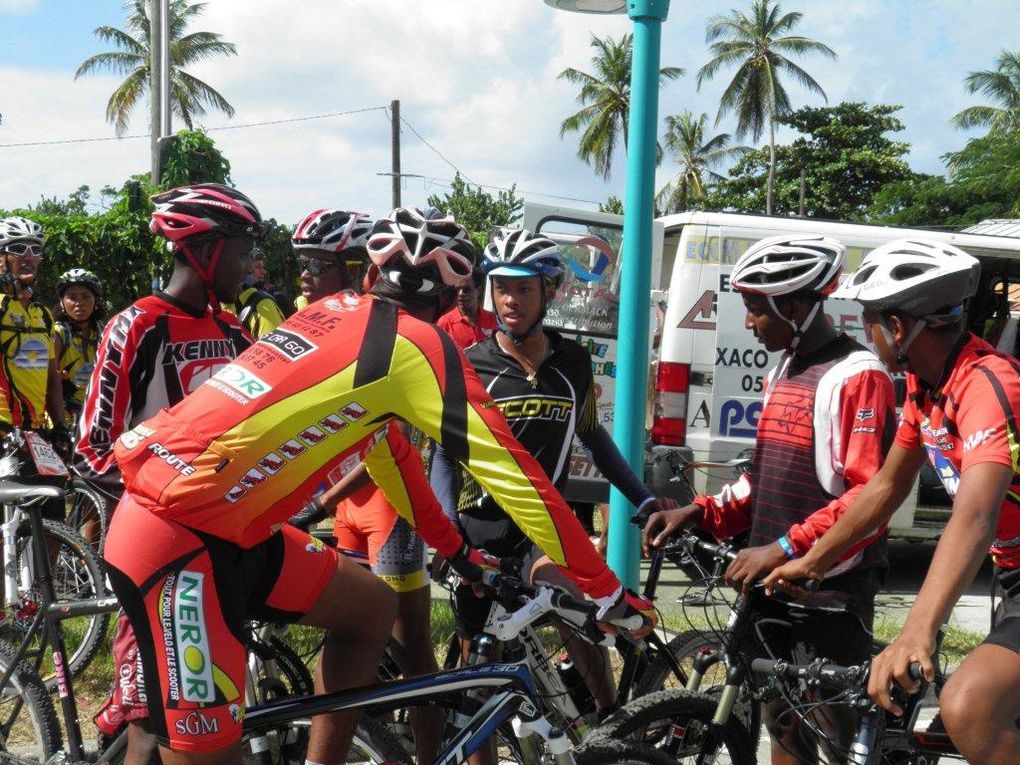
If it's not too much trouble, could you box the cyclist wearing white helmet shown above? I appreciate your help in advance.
[645,234,896,765]
[767,239,1020,765]
[292,208,373,308]
[0,216,66,435]
[431,228,669,728]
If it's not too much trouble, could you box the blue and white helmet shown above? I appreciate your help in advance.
[483,229,565,289]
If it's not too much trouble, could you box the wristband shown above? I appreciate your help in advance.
[777,535,797,559]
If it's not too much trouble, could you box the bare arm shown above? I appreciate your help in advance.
[45,356,65,427]
[867,461,1011,712]
[765,443,926,589]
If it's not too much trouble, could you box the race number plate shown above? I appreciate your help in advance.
[24,431,69,477]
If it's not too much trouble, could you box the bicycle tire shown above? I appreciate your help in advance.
[574,739,686,765]
[64,480,108,558]
[0,640,61,763]
[590,689,756,765]
[0,519,110,690]
[635,629,760,742]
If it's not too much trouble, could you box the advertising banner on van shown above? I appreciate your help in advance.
[711,268,871,440]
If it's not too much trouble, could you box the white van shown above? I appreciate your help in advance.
[522,203,1020,540]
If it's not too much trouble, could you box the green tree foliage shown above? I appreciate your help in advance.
[697,0,835,214]
[29,185,93,217]
[75,0,237,136]
[870,130,1020,227]
[599,196,625,215]
[159,129,232,187]
[657,111,748,214]
[426,174,524,250]
[703,102,913,221]
[951,50,1020,135]
[559,33,683,180]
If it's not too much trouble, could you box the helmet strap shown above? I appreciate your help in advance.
[180,236,227,312]
[768,295,821,353]
[895,317,927,364]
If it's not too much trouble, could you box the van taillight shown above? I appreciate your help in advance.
[652,362,690,446]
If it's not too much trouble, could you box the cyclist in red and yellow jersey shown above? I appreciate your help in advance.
[767,239,1020,765]
[104,206,653,763]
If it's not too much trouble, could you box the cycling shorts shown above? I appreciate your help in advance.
[986,565,1020,653]
[94,613,149,735]
[103,495,339,752]
[333,482,426,593]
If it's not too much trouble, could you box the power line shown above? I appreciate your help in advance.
[399,116,478,186]
[0,106,389,149]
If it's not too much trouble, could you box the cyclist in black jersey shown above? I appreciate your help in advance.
[431,229,669,719]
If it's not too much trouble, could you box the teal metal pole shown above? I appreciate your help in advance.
[607,0,669,589]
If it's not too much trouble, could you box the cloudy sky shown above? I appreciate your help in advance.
[0,0,1018,226]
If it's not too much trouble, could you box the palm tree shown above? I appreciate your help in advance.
[697,0,835,214]
[75,0,237,136]
[559,33,683,180]
[656,111,748,214]
[952,51,1020,135]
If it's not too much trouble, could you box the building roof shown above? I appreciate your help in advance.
[962,219,1020,238]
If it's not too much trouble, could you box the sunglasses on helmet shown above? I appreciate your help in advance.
[3,242,43,259]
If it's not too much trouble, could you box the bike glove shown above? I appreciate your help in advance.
[288,496,328,531]
[595,587,657,633]
[447,543,500,583]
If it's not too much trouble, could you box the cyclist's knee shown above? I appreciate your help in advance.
[302,556,396,641]
[940,645,1020,760]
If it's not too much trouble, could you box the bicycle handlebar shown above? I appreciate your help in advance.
[479,570,612,648]
[751,657,926,696]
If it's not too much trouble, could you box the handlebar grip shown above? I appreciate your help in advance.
[908,662,925,682]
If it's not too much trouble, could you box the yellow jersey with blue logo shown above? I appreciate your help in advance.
[0,297,54,429]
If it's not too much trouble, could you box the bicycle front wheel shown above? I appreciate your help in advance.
[0,519,111,690]
[0,640,61,763]
[636,629,760,743]
[64,480,109,558]
[575,739,690,765]
[591,689,756,765]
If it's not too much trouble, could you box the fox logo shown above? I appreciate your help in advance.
[239,469,267,488]
[224,486,246,504]
[278,440,306,459]
[298,426,326,445]
[258,453,285,474]
[855,408,875,421]
[319,414,348,433]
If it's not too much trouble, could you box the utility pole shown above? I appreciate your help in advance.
[150,0,171,186]
[390,100,401,209]
[150,0,162,185]
[799,168,806,217]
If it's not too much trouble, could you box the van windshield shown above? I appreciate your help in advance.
[533,217,623,338]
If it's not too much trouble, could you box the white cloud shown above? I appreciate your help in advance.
[0,0,39,12]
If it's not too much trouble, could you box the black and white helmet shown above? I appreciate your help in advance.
[483,229,565,288]
[366,208,476,299]
[730,235,845,297]
[292,209,374,256]
[0,216,44,251]
[833,238,980,319]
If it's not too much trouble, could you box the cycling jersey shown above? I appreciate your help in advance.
[0,296,55,429]
[696,335,896,575]
[73,292,251,497]
[113,293,618,598]
[436,305,497,350]
[895,332,1020,570]
[223,286,285,340]
[54,320,102,423]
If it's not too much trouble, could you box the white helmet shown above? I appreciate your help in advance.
[833,238,980,320]
[0,216,44,251]
[483,229,565,288]
[731,235,845,352]
[730,235,845,297]
[292,209,373,256]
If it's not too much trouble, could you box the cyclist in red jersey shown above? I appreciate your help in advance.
[76,183,254,765]
[766,239,1020,765]
[644,235,896,765]
[104,207,654,763]
[436,265,497,350]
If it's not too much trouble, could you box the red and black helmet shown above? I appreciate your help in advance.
[150,183,268,287]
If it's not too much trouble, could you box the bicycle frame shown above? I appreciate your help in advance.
[246,660,578,765]
[0,493,119,762]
